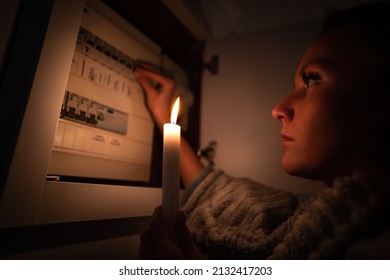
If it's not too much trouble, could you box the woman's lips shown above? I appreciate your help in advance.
[280,133,293,144]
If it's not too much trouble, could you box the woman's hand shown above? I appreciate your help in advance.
[139,206,206,259]
[135,69,175,129]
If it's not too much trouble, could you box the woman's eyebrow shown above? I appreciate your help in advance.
[300,59,336,74]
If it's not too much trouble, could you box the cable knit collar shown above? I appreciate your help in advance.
[270,168,390,259]
[183,167,390,259]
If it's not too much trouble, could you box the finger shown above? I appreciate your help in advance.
[136,70,159,95]
[136,68,174,87]
[149,206,168,244]
[136,70,175,95]
[175,212,205,259]
[175,212,192,244]
[136,63,161,73]
[149,206,184,259]
[138,229,154,259]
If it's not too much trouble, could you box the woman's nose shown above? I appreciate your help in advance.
[272,96,294,122]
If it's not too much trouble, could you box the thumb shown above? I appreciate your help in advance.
[175,212,206,259]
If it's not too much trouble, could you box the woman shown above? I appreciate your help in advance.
[136,1,390,259]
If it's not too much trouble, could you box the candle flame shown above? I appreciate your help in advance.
[170,97,180,124]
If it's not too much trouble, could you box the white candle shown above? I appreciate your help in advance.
[162,97,181,233]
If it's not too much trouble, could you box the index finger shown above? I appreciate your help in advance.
[136,68,174,87]
[136,70,159,94]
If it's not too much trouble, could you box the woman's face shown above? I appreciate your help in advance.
[272,27,386,184]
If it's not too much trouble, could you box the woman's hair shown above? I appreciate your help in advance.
[319,1,390,99]
[320,1,390,166]
[319,1,390,40]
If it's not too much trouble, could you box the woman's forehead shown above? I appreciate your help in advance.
[300,29,374,72]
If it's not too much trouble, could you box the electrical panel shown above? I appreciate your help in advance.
[47,6,158,183]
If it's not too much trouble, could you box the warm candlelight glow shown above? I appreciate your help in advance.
[170,97,180,124]
[163,96,181,234]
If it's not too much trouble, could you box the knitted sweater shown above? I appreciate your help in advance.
[181,168,390,259]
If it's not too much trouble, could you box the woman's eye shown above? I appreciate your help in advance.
[302,72,320,88]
